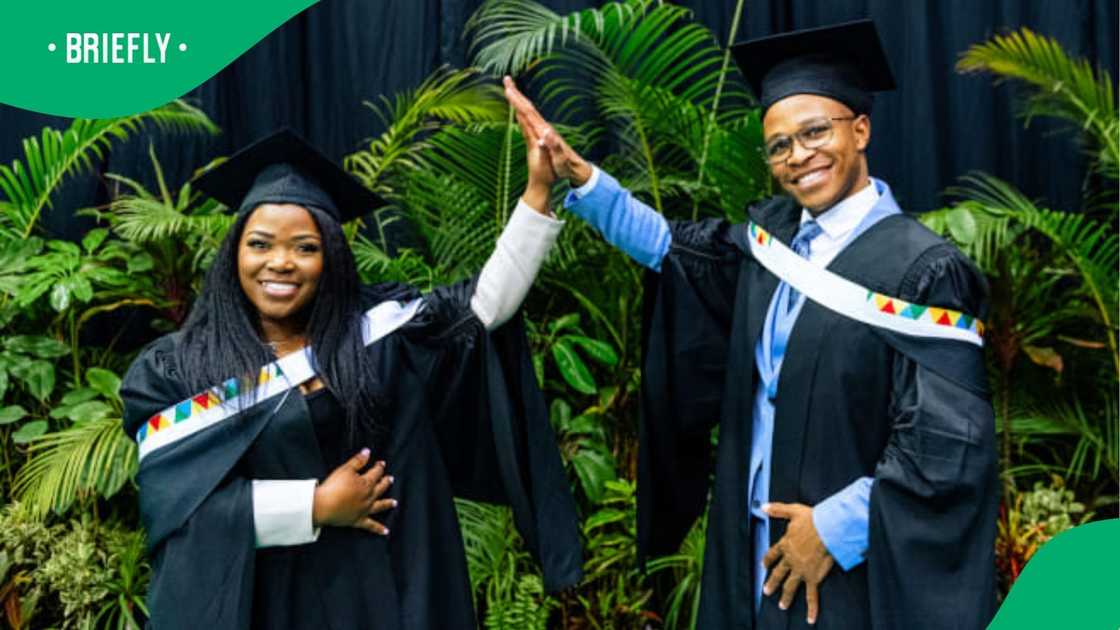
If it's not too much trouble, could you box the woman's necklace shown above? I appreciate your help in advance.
[267,334,324,394]
[266,334,306,357]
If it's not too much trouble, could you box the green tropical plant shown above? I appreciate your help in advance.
[85,145,233,328]
[645,513,706,630]
[454,498,558,629]
[550,397,617,504]
[957,27,1118,181]
[0,100,218,243]
[0,506,148,628]
[467,0,767,220]
[462,2,765,623]
[994,475,1092,593]
[921,29,1118,514]
[13,367,135,519]
[535,312,619,395]
[574,479,654,629]
[345,67,509,197]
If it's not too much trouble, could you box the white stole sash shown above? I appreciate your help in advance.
[746,222,984,346]
[136,298,423,461]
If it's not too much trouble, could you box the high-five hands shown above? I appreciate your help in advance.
[762,502,836,625]
[313,448,397,535]
[503,76,594,189]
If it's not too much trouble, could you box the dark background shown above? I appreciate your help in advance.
[1,0,1116,240]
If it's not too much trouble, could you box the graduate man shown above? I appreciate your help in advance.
[505,19,997,630]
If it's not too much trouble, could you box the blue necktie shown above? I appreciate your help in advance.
[785,219,822,311]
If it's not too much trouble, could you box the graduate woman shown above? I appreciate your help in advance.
[120,128,581,628]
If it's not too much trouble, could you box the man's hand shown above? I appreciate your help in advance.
[762,502,835,625]
[503,76,593,187]
[313,448,397,535]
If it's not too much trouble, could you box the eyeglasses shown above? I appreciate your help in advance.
[763,116,857,164]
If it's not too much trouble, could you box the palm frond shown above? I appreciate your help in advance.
[454,498,527,604]
[955,173,1118,350]
[467,0,638,77]
[92,146,234,262]
[13,416,138,518]
[351,236,438,291]
[105,195,232,246]
[645,512,706,630]
[1012,392,1118,483]
[412,122,526,218]
[402,170,500,280]
[345,67,507,195]
[470,0,756,217]
[0,100,218,242]
[958,27,1118,180]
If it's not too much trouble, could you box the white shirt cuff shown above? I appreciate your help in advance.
[571,165,601,199]
[252,479,321,548]
[470,200,564,330]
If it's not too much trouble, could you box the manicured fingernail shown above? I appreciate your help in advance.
[382,528,390,536]
[763,587,772,596]
[808,617,816,625]
[391,499,398,507]
[360,448,370,457]
[780,603,788,611]
[375,460,385,468]
[387,476,395,484]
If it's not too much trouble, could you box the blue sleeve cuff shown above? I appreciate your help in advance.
[562,167,671,271]
[812,476,873,571]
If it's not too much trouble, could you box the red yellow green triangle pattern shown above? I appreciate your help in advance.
[866,290,985,336]
[749,222,773,246]
[136,363,285,443]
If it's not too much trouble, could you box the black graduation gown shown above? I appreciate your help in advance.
[637,196,998,630]
[120,280,582,629]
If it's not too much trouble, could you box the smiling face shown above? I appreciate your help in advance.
[237,203,324,340]
[763,94,871,214]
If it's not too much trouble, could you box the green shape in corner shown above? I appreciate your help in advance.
[0,0,317,118]
[989,519,1119,629]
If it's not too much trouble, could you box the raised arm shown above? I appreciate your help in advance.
[503,77,671,271]
[469,84,565,330]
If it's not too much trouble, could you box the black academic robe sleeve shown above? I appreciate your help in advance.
[120,336,259,630]
[392,279,583,592]
[638,219,743,559]
[869,246,999,629]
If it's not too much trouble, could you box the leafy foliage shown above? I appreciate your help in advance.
[14,369,136,519]
[0,506,148,628]
[455,499,558,629]
[0,100,218,242]
[346,67,508,198]
[922,29,1119,519]
[995,476,1091,592]
[958,27,1118,180]
[467,0,763,219]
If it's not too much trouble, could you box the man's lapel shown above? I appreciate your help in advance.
[742,198,800,346]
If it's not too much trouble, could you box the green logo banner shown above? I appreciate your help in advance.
[989,519,1119,628]
[0,0,318,118]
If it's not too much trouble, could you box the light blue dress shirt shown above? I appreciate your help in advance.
[565,167,900,606]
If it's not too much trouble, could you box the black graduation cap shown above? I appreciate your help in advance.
[194,129,385,223]
[731,19,895,116]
